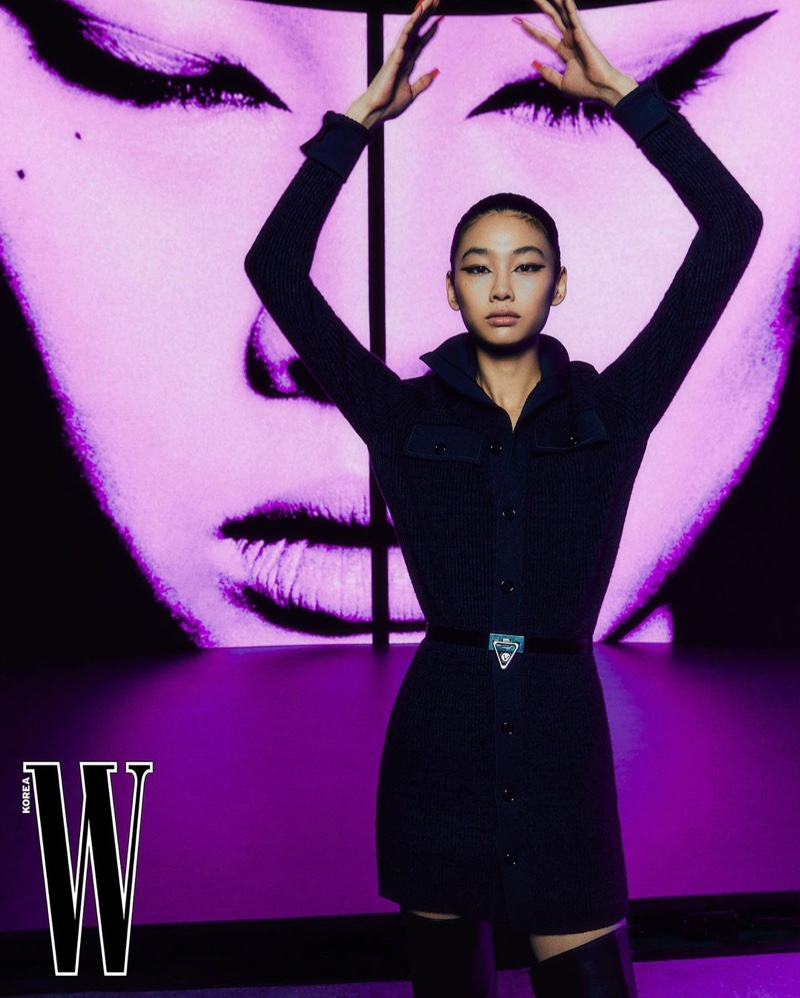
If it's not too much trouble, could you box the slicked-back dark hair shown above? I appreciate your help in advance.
[449,193,561,277]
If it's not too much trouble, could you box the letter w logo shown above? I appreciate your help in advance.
[22,761,153,976]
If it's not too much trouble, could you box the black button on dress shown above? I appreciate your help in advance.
[244,79,762,933]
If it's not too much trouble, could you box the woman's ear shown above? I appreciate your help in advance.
[446,270,461,311]
[550,266,567,307]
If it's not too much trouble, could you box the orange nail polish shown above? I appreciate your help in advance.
[430,68,440,79]
[532,59,543,71]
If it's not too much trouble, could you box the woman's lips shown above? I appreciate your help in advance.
[486,311,520,326]
[218,502,422,636]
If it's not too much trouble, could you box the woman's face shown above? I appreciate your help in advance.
[1,0,797,646]
[447,211,566,350]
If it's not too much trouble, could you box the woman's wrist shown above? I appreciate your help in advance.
[344,96,383,132]
[600,73,639,107]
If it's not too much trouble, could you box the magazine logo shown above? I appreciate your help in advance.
[22,761,153,976]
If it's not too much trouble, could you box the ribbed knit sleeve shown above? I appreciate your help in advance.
[244,114,408,445]
[600,78,763,433]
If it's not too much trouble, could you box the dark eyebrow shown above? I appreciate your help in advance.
[461,245,545,261]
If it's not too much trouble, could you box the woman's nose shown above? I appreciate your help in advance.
[491,274,514,300]
[246,307,329,402]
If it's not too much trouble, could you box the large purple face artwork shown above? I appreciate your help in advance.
[0,0,797,649]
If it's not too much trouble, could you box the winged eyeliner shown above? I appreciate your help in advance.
[467,12,776,127]
[0,0,289,110]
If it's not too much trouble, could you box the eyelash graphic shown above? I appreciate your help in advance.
[0,0,289,111]
[467,11,776,130]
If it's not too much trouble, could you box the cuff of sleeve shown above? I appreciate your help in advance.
[611,77,672,146]
[300,111,374,181]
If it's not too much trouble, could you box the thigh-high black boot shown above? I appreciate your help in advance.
[528,924,638,998]
[400,909,498,998]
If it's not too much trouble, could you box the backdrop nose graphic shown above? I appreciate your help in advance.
[247,308,330,402]
[23,761,153,977]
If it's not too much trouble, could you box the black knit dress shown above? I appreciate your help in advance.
[244,78,762,934]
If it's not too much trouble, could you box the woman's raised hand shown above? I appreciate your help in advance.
[345,0,442,130]
[516,0,637,106]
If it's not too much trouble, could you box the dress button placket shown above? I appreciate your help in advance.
[493,647,530,920]
[490,426,529,924]
[489,426,531,924]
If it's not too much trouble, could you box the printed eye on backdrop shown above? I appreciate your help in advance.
[467,12,775,130]
[0,0,289,109]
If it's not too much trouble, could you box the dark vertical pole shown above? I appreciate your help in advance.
[367,8,390,648]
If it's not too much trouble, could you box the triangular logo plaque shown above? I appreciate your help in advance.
[490,633,525,669]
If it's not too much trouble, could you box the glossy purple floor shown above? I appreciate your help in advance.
[8,952,800,997]
[1,642,798,993]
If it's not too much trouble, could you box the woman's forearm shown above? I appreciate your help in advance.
[600,79,763,431]
[244,117,408,443]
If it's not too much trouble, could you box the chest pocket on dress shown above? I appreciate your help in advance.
[403,423,484,463]
[532,408,609,452]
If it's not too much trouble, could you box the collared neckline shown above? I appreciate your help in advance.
[420,332,571,420]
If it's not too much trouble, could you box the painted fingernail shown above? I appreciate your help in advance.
[532,59,543,71]
[430,68,440,79]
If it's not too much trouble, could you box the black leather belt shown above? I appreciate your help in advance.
[425,624,591,666]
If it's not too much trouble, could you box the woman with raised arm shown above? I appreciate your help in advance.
[245,0,762,994]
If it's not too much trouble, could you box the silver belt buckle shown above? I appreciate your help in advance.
[489,632,525,669]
